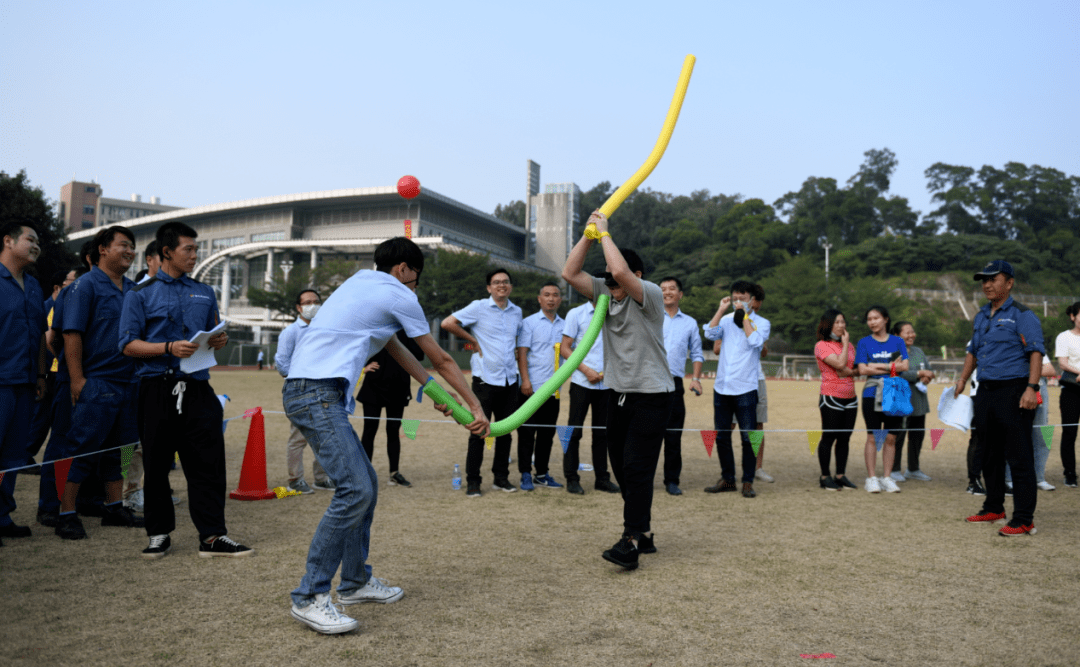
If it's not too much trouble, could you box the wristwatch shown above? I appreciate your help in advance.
[1027,383,1040,391]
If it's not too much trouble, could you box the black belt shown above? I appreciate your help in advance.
[978,377,1027,388]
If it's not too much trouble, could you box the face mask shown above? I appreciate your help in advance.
[301,304,320,320]
[829,333,841,341]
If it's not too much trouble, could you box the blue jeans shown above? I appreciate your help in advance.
[1007,382,1049,484]
[284,378,377,606]
[713,390,758,484]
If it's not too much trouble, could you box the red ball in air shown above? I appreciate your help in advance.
[397,175,421,200]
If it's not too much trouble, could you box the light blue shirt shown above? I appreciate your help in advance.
[704,312,770,396]
[516,311,565,387]
[563,302,606,390]
[274,318,310,377]
[288,270,429,414]
[451,296,522,386]
[662,308,704,378]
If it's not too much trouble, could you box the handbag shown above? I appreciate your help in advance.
[882,369,913,417]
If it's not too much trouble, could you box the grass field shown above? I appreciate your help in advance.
[2,372,1077,666]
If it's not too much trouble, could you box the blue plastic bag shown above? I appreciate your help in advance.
[882,376,913,417]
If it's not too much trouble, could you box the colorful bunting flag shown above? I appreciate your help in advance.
[930,429,944,450]
[404,219,413,239]
[243,407,261,419]
[273,485,302,499]
[749,430,764,456]
[556,425,575,453]
[873,429,887,452]
[120,444,136,479]
[807,430,822,454]
[54,458,73,501]
[1040,425,1054,450]
[0,471,4,486]
[402,419,419,440]
[700,430,717,458]
[485,436,494,450]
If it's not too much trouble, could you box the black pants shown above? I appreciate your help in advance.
[661,376,685,485]
[360,402,405,472]
[967,431,984,484]
[465,379,518,485]
[973,379,1037,524]
[563,384,613,483]
[1059,385,1080,479]
[517,394,559,476]
[607,391,674,537]
[818,395,857,476]
[894,414,926,472]
[139,375,228,540]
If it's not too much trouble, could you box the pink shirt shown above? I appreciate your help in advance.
[815,340,856,398]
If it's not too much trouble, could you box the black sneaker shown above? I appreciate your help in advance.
[76,502,105,518]
[199,535,253,558]
[566,481,585,495]
[55,514,87,540]
[1064,475,1078,488]
[101,503,145,528]
[594,478,620,494]
[820,476,841,491]
[465,482,482,498]
[602,536,639,570]
[834,475,857,489]
[0,523,32,538]
[36,508,59,528]
[388,472,412,487]
[705,479,738,493]
[142,534,171,560]
[968,480,987,496]
[492,479,517,493]
[638,533,657,554]
[665,483,683,496]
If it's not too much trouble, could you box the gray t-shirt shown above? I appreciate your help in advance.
[590,276,675,394]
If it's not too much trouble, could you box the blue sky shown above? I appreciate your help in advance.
[2,1,1076,224]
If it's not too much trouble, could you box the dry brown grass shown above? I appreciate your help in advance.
[2,372,1077,666]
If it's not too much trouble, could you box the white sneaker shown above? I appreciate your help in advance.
[755,469,775,483]
[1037,480,1056,491]
[291,593,358,634]
[889,471,906,483]
[905,469,932,482]
[339,577,404,605]
[865,477,882,493]
[880,476,902,493]
[124,489,145,513]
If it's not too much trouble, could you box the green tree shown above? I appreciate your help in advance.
[247,257,362,322]
[0,170,77,287]
[493,200,526,228]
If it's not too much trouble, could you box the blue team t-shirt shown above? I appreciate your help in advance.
[855,334,909,398]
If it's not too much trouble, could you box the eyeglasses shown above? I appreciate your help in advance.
[490,280,511,286]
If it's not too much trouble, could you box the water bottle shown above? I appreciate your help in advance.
[452,464,461,490]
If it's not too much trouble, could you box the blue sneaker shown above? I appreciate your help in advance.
[520,473,535,491]
[534,474,563,489]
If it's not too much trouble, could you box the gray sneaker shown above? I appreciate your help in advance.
[905,469,932,482]
[289,479,315,495]
[339,577,404,605]
[313,479,336,491]
[124,488,145,513]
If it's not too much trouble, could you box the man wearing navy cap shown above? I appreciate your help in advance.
[954,260,1045,536]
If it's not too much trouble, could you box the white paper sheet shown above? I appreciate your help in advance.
[180,321,227,374]
[937,386,973,432]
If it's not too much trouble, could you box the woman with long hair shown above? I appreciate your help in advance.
[890,321,934,483]
[813,310,859,490]
[855,305,909,493]
[1054,301,1080,488]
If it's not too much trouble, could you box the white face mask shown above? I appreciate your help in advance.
[300,304,320,320]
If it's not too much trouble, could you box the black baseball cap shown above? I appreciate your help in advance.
[973,260,1014,281]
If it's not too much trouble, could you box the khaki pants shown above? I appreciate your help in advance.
[288,423,328,484]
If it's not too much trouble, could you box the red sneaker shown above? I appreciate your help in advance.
[998,522,1037,536]
[965,511,1006,523]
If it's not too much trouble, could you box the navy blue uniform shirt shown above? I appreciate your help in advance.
[966,296,1046,381]
[118,269,220,380]
[62,266,137,382]
[0,263,46,385]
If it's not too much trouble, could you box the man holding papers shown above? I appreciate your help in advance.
[119,222,250,560]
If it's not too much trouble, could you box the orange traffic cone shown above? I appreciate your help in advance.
[230,407,276,500]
